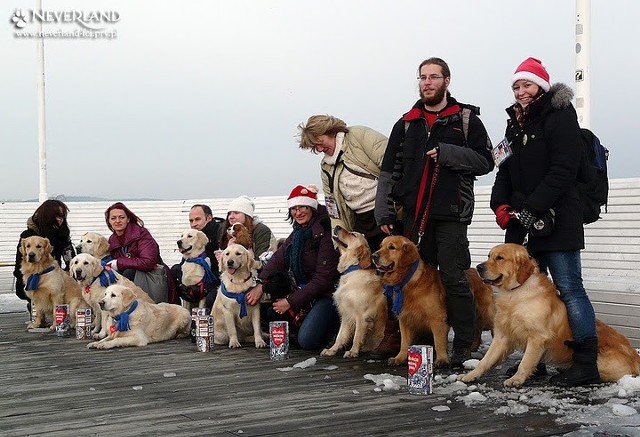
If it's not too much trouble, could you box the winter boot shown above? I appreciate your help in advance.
[450,346,472,369]
[369,319,401,359]
[549,337,601,386]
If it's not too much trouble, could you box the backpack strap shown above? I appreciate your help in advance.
[404,107,472,143]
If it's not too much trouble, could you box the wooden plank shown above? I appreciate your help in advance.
[0,313,584,436]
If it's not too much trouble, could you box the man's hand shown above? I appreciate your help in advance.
[245,283,263,306]
[272,298,291,315]
[380,224,393,235]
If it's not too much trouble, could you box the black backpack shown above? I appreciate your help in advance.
[576,128,609,224]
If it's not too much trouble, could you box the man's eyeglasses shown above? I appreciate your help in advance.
[418,75,445,82]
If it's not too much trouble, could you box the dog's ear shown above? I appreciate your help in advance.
[218,250,225,273]
[121,286,136,307]
[356,244,372,270]
[95,236,109,258]
[90,256,103,277]
[515,250,535,285]
[42,238,53,255]
[19,238,27,257]
[196,231,208,249]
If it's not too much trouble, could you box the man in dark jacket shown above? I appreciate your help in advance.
[375,57,494,367]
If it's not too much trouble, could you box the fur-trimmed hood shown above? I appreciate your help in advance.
[549,83,574,109]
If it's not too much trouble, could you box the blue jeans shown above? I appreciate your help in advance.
[535,251,597,342]
[268,296,339,350]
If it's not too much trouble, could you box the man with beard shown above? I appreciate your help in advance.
[374,57,494,367]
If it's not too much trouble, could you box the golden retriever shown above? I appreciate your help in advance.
[459,243,640,386]
[321,226,387,358]
[87,284,191,349]
[372,235,450,367]
[20,236,84,331]
[75,232,111,261]
[212,244,266,348]
[371,235,495,367]
[70,253,154,339]
[176,229,211,310]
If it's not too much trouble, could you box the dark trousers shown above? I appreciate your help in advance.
[413,219,475,349]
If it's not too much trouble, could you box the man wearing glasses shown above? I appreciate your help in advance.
[374,57,494,368]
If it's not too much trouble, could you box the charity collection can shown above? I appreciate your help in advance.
[195,315,214,352]
[54,304,70,337]
[191,307,210,343]
[407,345,433,395]
[75,308,92,340]
[269,321,289,360]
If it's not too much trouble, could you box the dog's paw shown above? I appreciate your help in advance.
[26,322,35,330]
[320,348,337,357]
[387,356,404,366]
[87,341,98,349]
[434,358,450,369]
[458,372,477,383]
[504,375,526,387]
[343,350,359,359]
[255,338,267,349]
[48,325,56,332]
[228,340,242,348]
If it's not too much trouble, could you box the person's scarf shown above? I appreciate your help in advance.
[285,226,313,286]
[514,92,545,127]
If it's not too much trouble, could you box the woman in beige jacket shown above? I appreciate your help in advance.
[297,115,388,251]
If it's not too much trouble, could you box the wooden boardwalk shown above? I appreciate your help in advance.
[0,313,593,437]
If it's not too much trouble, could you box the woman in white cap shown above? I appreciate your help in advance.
[247,184,340,350]
[490,57,600,386]
[218,195,275,260]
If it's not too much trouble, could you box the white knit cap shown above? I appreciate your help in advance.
[227,195,255,218]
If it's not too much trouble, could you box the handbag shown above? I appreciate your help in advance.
[134,265,169,303]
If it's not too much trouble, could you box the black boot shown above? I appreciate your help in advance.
[549,337,601,386]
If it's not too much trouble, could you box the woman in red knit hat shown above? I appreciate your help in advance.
[489,57,600,386]
[246,184,340,350]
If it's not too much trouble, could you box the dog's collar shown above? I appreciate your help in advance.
[229,273,254,285]
[110,300,139,333]
[341,264,361,275]
[185,253,216,284]
[220,282,254,319]
[24,264,56,291]
[383,260,419,315]
[87,264,118,294]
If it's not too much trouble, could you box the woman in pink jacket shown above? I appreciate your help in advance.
[104,202,178,303]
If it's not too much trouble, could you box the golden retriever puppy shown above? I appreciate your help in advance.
[212,244,266,348]
[321,226,387,358]
[227,223,253,251]
[460,243,640,387]
[70,253,154,339]
[87,284,191,349]
[20,236,84,330]
[176,229,212,310]
[75,232,110,261]
[372,235,450,367]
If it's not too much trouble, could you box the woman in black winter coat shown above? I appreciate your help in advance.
[490,57,600,387]
[13,199,76,310]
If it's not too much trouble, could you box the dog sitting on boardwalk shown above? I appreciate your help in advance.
[20,236,84,330]
[459,243,640,387]
[321,226,387,358]
[371,235,494,367]
[70,253,154,339]
[212,244,266,348]
[87,284,190,349]
[176,229,217,310]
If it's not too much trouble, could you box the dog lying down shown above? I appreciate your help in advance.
[459,243,640,387]
[87,284,190,349]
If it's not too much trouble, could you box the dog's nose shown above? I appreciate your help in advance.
[98,300,105,309]
[371,253,379,263]
[28,253,36,261]
[75,269,82,277]
[476,263,485,275]
[177,240,183,248]
[75,245,82,253]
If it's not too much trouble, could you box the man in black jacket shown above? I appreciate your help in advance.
[375,57,494,367]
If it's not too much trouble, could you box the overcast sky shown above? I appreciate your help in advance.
[1,0,638,201]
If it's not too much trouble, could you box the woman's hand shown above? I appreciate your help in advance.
[228,237,237,245]
[272,298,291,315]
[214,250,223,263]
[380,224,393,235]
[246,283,263,306]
